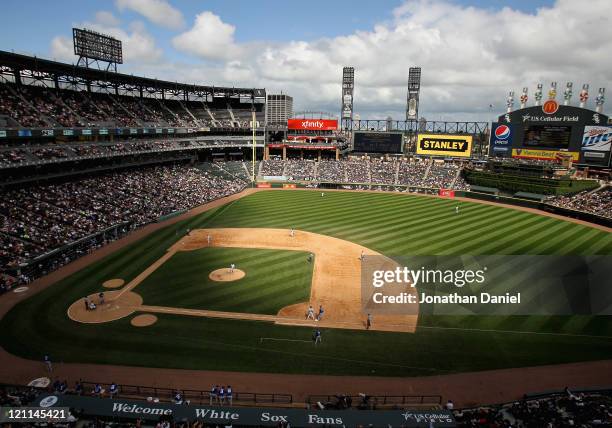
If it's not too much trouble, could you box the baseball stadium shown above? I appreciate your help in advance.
[0,1,611,426]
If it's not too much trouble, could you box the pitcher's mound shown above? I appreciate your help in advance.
[209,268,246,282]
[103,279,125,289]
[131,314,157,327]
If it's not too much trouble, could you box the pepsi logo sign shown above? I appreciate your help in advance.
[494,125,510,140]
[542,100,559,115]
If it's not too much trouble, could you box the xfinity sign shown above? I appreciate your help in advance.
[287,119,337,131]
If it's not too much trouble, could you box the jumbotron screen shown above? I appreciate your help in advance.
[522,125,572,149]
[353,132,403,153]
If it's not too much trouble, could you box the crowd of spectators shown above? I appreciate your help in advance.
[548,187,612,219]
[259,158,470,189]
[284,159,316,181]
[0,82,263,130]
[0,164,246,284]
[454,389,612,427]
[0,83,48,127]
[370,159,398,184]
[260,159,285,176]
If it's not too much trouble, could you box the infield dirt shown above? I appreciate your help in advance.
[67,228,418,332]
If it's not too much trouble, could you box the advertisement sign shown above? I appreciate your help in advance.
[41,129,54,137]
[490,123,512,155]
[256,182,271,188]
[82,129,92,136]
[17,129,32,137]
[35,394,456,427]
[99,128,108,135]
[511,148,580,161]
[582,126,612,152]
[63,129,74,136]
[283,183,297,189]
[439,189,455,198]
[0,130,6,138]
[287,119,337,131]
[416,134,473,157]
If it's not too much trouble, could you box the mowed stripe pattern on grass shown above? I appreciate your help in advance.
[1,190,611,377]
[204,191,612,256]
[136,248,313,315]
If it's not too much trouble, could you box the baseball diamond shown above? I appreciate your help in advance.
[1,189,611,378]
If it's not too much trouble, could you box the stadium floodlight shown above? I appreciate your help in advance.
[406,67,421,121]
[534,83,543,106]
[73,28,123,72]
[341,67,354,132]
[506,91,514,113]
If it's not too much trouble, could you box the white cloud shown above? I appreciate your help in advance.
[50,36,75,63]
[115,0,184,30]
[95,11,120,27]
[52,0,612,120]
[172,12,241,61]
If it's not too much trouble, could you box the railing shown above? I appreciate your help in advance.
[80,381,293,406]
[307,394,442,408]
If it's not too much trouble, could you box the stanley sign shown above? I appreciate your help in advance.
[417,134,473,157]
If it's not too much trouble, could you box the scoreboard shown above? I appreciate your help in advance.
[353,132,403,153]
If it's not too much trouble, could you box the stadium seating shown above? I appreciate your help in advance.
[0,82,264,129]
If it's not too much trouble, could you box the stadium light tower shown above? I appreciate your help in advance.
[406,67,421,121]
[341,67,355,132]
[251,98,256,184]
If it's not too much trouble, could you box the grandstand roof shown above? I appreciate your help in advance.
[0,50,265,98]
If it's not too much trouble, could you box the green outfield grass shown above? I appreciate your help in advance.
[1,190,611,377]
[137,248,313,314]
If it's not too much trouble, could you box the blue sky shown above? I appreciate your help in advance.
[1,0,608,121]
[0,0,554,60]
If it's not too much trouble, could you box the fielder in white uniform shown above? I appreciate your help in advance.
[230,263,235,273]
[306,305,315,320]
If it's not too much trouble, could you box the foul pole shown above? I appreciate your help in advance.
[251,104,256,185]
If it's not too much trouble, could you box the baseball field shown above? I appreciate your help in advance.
[1,189,612,377]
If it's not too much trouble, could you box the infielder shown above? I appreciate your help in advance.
[207,234,212,246]
[229,263,235,273]
[290,228,295,237]
[306,305,315,320]
[316,305,325,321]
[43,355,52,373]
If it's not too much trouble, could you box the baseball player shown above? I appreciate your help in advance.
[360,250,365,261]
[209,385,217,405]
[227,385,233,405]
[99,292,105,306]
[321,192,325,197]
[290,228,295,237]
[43,355,52,373]
[230,263,235,273]
[207,234,212,246]
[455,206,460,215]
[313,328,322,345]
[316,305,325,321]
[366,313,372,330]
[219,386,225,404]
[306,305,315,320]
